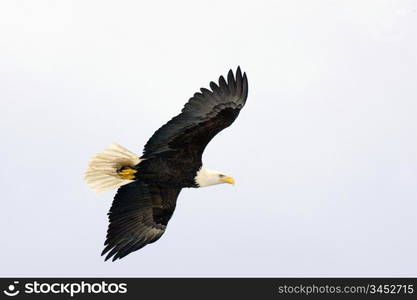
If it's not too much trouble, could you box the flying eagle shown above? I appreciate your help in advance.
[84,67,248,261]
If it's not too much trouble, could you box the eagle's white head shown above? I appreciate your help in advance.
[194,167,235,187]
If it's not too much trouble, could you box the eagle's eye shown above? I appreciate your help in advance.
[219,174,225,178]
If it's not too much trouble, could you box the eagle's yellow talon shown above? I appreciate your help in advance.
[117,167,137,180]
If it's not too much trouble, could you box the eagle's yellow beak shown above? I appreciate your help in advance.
[222,176,235,185]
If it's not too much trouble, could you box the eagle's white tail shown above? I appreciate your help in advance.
[84,143,142,194]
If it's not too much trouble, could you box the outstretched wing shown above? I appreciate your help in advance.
[102,180,181,261]
[142,67,248,158]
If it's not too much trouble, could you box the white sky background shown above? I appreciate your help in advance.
[0,0,416,277]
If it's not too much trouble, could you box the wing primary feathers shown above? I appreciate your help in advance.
[236,66,242,79]
[235,66,243,95]
[227,69,236,94]
[112,240,137,260]
[209,81,221,95]
[218,75,229,94]
[200,87,213,98]
[242,72,248,100]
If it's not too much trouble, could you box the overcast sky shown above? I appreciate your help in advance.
[1,0,416,277]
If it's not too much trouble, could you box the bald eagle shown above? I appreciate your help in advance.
[84,67,248,261]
